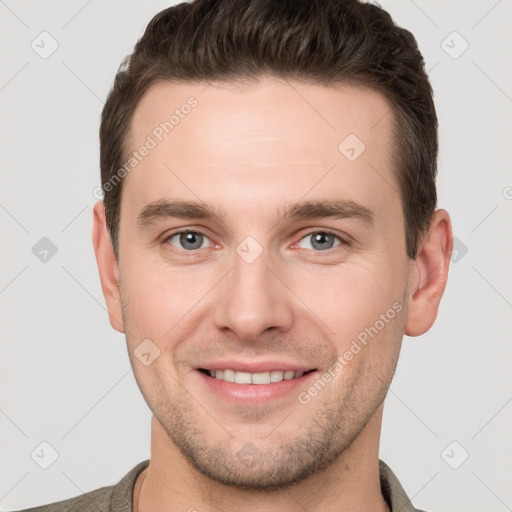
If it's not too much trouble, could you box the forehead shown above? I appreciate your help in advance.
[123,77,399,221]
[130,78,393,152]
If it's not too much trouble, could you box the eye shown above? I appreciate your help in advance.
[165,231,211,251]
[297,231,343,251]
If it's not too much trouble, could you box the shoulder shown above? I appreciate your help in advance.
[9,459,150,512]
[9,485,113,512]
[378,459,431,512]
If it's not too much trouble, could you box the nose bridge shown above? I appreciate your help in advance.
[212,237,294,340]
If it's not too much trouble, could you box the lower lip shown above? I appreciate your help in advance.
[196,370,318,404]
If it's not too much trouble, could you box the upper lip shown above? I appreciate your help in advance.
[197,359,316,373]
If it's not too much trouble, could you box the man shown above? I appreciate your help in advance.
[16,0,452,510]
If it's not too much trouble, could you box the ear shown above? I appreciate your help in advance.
[92,201,125,333]
[405,209,453,337]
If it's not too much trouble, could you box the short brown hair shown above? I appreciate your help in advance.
[100,0,438,261]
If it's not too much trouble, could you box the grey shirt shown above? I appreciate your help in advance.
[13,459,427,512]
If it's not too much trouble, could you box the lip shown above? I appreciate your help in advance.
[196,368,319,404]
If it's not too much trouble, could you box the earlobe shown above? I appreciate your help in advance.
[92,201,125,333]
[405,209,453,337]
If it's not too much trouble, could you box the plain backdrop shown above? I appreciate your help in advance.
[1,1,511,511]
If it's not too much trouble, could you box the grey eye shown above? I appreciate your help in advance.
[299,232,341,251]
[168,231,209,250]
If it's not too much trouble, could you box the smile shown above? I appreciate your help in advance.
[199,369,315,384]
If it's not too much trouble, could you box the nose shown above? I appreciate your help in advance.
[212,245,294,342]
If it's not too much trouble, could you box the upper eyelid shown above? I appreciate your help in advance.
[164,229,211,241]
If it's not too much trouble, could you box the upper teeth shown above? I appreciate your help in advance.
[207,369,304,384]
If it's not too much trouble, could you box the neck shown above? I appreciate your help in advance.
[135,405,389,512]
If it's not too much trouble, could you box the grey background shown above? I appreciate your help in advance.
[1,1,511,511]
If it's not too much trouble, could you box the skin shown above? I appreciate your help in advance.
[92,77,453,512]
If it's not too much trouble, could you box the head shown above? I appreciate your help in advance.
[93,0,452,491]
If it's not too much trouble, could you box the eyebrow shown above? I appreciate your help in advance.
[136,198,374,228]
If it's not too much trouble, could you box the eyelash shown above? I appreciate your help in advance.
[161,229,347,254]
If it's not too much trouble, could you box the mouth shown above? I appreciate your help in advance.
[198,368,316,384]
[195,359,319,403]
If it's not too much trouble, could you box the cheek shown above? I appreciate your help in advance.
[292,260,406,386]
[297,260,404,335]
[120,257,215,343]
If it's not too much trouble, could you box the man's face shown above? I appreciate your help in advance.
[114,78,412,488]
